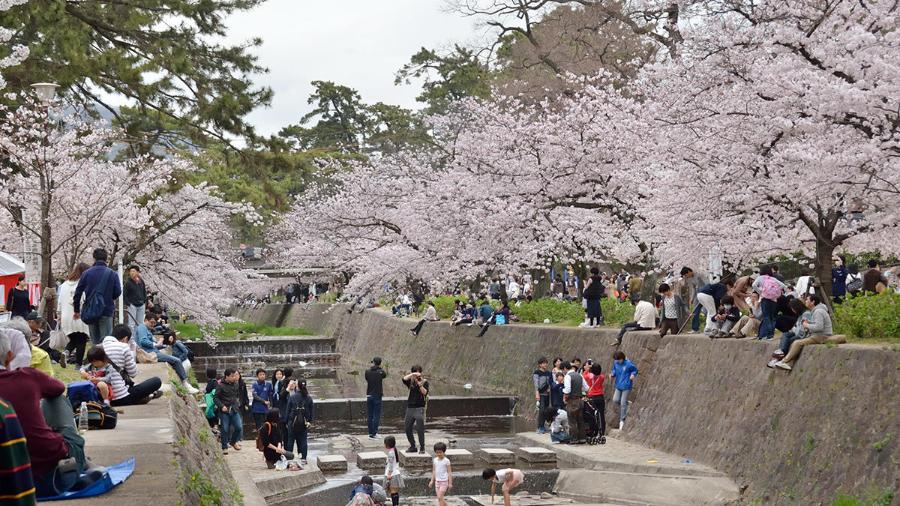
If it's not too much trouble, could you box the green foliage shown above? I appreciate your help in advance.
[833,292,900,342]
[425,295,635,326]
[601,298,636,326]
[173,321,313,341]
[0,0,271,148]
[396,45,493,114]
[871,434,891,452]
[831,488,894,506]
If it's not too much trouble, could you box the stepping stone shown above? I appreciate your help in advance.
[399,450,432,468]
[445,449,474,467]
[478,448,515,465]
[317,454,348,472]
[357,451,387,470]
[516,446,557,464]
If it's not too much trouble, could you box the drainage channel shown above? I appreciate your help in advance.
[187,336,592,505]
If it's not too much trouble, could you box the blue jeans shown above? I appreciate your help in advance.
[757,298,777,339]
[691,303,703,332]
[366,395,383,437]
[286,429,308,459]
[87,316,113,345]
[171,341,190,361]
[218,410,243,449]
[779,331,803,354]
[155,351,187,381]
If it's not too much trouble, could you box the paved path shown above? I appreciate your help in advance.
[67,363,178,505]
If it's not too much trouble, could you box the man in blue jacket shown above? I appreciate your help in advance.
[73,248,122,345]
[609,351,638,430]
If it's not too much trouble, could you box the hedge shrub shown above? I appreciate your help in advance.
[833,291,900,341]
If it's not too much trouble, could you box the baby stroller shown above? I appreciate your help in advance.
[583,401,606,445]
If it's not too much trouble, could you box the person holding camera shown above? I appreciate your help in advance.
[402,366,429,453]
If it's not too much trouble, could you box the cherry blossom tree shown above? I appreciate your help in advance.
[0,99,258,326]
[639,0,900,297]
[0,0,28,90]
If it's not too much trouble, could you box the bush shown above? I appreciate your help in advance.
[427,295,497,319]
[514,298,584,325]
[833,292,900,342]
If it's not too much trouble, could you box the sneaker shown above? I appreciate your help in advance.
[231,442,242,451]
[766,359,778,369]
[301,459,308,465]
[183,381,199,394]
[418,449,425,454]
[773,350,785,358]
[599,436,607,445]
[619,421,624,430]
[407,446,417,453]
[774,361,792,371]
[409,330,416,337]
[222,448,229,455]
[610,341,620,347]
[151,390,164,399]
[58,353,67,369]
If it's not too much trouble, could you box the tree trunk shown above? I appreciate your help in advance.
[814,235,835,311]
[40,177,53,289]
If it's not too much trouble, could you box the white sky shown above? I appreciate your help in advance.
[224,0,484,136]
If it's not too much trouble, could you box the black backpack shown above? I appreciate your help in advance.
[291,402,307,432]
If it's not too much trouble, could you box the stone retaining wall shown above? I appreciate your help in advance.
[234,304,899,505]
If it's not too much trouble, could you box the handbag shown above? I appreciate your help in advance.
[49,322,68,351]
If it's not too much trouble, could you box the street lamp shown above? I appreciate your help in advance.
[30,82,59,105]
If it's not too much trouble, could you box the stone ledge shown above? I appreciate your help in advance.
[316,455,348,472]
[478,448,515,465]
[357,451,387,470]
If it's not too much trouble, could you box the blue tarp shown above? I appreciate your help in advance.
[37,457,135,501]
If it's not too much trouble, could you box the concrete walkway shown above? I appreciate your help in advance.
[66,363,178,505]
[516,432,740,505]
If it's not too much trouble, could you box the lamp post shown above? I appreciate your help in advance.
[28,82,59,291]
[30,82,59,105]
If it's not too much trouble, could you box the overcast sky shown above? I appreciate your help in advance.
[224,0,484,136]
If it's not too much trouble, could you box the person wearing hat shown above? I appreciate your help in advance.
[365,356,387,439]
[26,311,66,368]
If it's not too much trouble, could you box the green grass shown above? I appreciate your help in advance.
[172,321,314,341]
[52,363,84,384]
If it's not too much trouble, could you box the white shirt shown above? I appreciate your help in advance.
[58,280,90,335]
[433,456,451,481]
[562,370,587,395]
[507,281,520,299]
[551,409,568,433]
[633,300,656,328]
[384,449,401,476]
[422,306,437,321]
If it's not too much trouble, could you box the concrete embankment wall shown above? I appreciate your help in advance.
[233,304,899,505]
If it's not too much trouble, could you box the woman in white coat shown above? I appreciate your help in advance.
[58,262,91,367]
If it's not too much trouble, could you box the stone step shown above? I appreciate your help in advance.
[445,448,475,467]
[186,336,336,356]
[477,448,516,465]
[554,469,740,506]
[315,454,348,472]
[357,451,387,470]
[516,446,557,464]
[191,352,342,372]
[398,449,432,468]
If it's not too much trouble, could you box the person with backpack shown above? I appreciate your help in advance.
[580,267,605,327]
[72,248,122,345]
[79,346,127,405]
[752,265,786,340]
[214,368,244,455]
[286,379,314,465]
[257,408,289,469]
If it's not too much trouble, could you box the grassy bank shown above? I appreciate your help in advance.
[173,321,314,341]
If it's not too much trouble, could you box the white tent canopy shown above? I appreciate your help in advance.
[0,251,26,276]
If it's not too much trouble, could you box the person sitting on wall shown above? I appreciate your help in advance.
[611,298,656,346]
[409,302,438,337]
[772,293,833,371]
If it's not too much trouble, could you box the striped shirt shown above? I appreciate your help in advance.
[80,364,128,400]
[0,398,36,505]
[101,336,138,379]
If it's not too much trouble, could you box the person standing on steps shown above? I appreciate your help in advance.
[610,351,638,430]
[286,379,314,465]
[366,356,387,439]
[251,368,274,432]
[214,368,244,455]
[402,365,429,453]
[532,357,552,434]
[72,248,122,345]
[409,302,438,336]
[562,361,586,444]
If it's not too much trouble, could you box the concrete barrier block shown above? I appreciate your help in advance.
[357,451,387,470]
[399,450,432,468]
[445,449,474,467]
[478,448,515,465]
[516,446,556,464]
[317,454,348,472]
